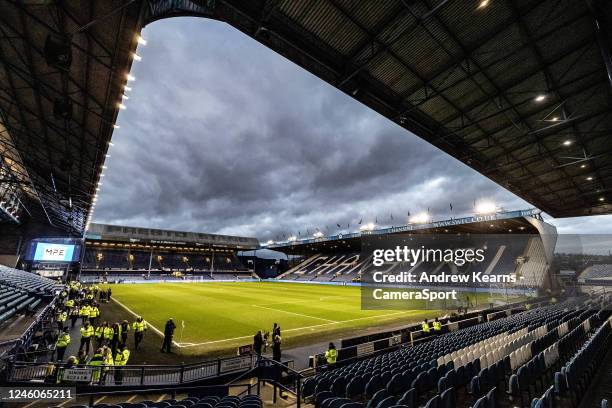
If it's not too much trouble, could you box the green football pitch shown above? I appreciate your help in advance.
[104,281,514,354]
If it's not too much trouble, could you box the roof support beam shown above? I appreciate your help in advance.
[586,0,612,91]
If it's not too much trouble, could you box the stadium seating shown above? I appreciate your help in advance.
[303,298,605,408]
[280,253,365,282]
[281,235,550,288]
[87,394,263,408]
[82,248,249,277]
[580,264,612,281]
[0,265,54,324]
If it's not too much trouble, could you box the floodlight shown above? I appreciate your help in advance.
[475,201,497,215]
[409,212,430,224]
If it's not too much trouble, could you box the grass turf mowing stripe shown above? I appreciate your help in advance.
[103,281,520,354]
[176,309,421,347]
[251,304,338,323]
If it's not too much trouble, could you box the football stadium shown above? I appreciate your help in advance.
[1,1,612,407]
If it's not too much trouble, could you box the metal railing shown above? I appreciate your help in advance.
[60,357,303,408]
[7,354,257,386]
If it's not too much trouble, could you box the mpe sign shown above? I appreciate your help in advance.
[34,243,75,262]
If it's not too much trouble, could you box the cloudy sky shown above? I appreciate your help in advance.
[94,18,612,241]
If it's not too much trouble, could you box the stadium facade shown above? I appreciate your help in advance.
[268,209,558,296]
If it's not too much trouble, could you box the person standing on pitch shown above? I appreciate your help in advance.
[55,327,70,361]
[132,316,147,350]
[119,320,130,346]
[253,330,263,358]
[272,335,282,362]
[161,318,176,353]
[113,344,130,385]
[272,323,281,338]
[69,306,80,328]
[79,321,94,354]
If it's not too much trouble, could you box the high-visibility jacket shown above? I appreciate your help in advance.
[433,321,442,331]
[114,349,130,366]
[95,326,104,339]
[104,354,114,368]
[60,290,68,298]
[56,333,70,348]
[57,311,67,322]
[88,354,104,382]
[422,322,430,333]
[86,293,94,300]
[90,307,100,318]
[80,325,94,338]
[325,348,337,364]
[64,299,74,308]
[80,305,91,317]
[133,320,147,332]
[103,326,114,340]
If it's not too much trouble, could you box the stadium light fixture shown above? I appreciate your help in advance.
[580,164,586,168]
[409,212,430,224]
[118,103,126,110]
[475,200,497,215]
[563,140,572,146]
[288,236,297,242]
[534,95,546,102]
[108,142,114,147]
[313,231,324,238]
[551,117,559,121]
[477,0,489,9]
[101,165,107,169]
[586,176,593,181]
[137,35,147,46]
[132,52,142,61]
[112,124,120,129]
[123,85,132,92]
[359,222,375,231]
[122,94,129,100]
[126,74,135,81]
[599,197,605,201]
[265,240,274,246]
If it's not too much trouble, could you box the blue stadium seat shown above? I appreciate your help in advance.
[440,387,455,408]
[396,388,415,408]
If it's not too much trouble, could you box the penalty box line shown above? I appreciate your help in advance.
[177,309,420,348]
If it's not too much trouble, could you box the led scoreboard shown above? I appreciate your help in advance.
[22,238,83,280]
[33,243,76,262]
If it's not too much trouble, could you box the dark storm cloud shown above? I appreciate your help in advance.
[93,18,609,240]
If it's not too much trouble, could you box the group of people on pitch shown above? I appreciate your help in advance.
[53,281,149,384]
[253,322,282,361]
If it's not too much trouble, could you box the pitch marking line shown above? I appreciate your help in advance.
[176,309,420,347]
[251,304,337,323]
[111,298,173,343]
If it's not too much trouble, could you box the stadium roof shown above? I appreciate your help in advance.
[1,0,611,233]
[86,222,259,249]
[268,208,547,254]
